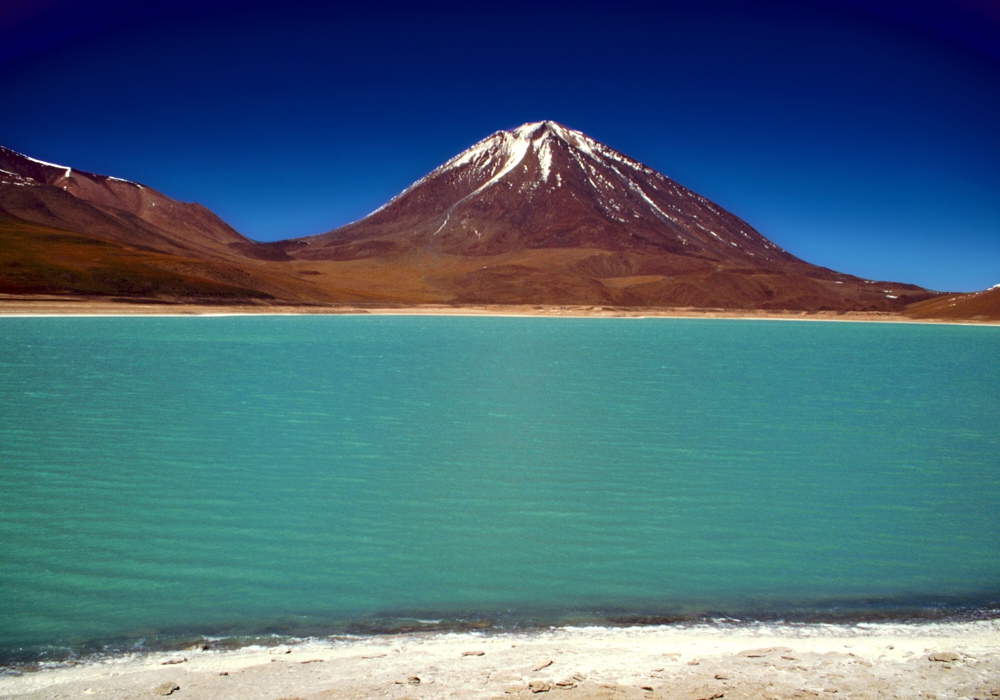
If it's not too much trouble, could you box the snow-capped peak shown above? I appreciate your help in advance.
[502,121,655,180]
[507,121,591,153]
[300,120,796,270]
[352,121,662,227]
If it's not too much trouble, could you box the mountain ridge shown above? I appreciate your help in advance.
[0,145,320,299]
[3,123,990,317]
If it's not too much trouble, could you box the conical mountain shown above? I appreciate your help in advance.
[287,121,793,263]
[281,122,930,310]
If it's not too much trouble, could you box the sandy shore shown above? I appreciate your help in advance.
[0,296,995,324]
[2,622,998,700]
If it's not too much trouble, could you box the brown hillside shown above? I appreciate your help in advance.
[0,145,285,262]
[0,216,273,299]
[906,286,1000,321]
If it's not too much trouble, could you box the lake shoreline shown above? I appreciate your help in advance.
[0,296,997,324]
[2,620,998,699]
[5,603,997,668]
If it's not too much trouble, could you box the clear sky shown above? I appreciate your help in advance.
[1,0,998,292]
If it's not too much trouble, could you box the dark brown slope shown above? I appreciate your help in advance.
[282,121,936,311]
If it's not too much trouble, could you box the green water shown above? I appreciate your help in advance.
[0,317,998,657]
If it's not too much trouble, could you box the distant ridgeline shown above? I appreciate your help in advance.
[1,129,995,318]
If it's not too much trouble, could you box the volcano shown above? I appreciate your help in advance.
[278,121,931,310]
[289,121,793,262]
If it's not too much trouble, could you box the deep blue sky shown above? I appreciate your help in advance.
[1,0,998,291]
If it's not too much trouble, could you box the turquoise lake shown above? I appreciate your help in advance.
[0,316,998,659]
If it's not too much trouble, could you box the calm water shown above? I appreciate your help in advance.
[1,316,998,658]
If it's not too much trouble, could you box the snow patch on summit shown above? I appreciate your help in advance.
[432,131,532,235]
[438,137,496,174]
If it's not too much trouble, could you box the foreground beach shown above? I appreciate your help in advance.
[2,622,998,700]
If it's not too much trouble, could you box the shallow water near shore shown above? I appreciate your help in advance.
[1,316,998,663]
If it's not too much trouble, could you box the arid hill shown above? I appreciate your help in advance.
[0,146,332,300]
[906,285,1000,322]
[2,125,988,316]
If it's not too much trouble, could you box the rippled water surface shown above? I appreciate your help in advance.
[1,317,997,655]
